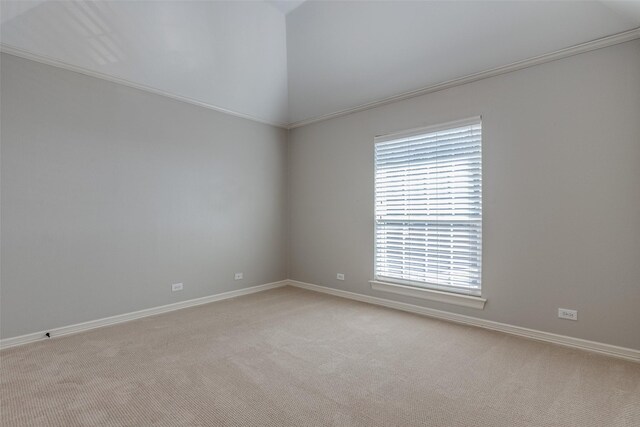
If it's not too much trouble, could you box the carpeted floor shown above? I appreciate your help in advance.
[1,286,639,426]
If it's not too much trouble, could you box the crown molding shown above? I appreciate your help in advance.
[288,27,640,129]
[0,43,289,129]
[2,27,639,130]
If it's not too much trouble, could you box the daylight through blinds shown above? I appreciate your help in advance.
[375,120,482,295]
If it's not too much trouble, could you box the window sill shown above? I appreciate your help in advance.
[369,280,486,310]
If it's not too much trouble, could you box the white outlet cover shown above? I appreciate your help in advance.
[172,283,184,292]
[337,273,345,280]
[235,273,243,280]
[558,308,577,320]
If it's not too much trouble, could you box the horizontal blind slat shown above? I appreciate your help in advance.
[375,121,482,293]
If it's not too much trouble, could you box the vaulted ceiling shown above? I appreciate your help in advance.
[0,1,289,124]
[1,1,639,127]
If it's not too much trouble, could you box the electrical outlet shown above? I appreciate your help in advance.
[558,308,577,321]
[235,273,243,280]
[337,273,345,281]
[172,283,183,292]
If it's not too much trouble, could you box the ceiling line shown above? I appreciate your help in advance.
[0,43,289,129]
[287,27,640,129]
[2,27,639,130]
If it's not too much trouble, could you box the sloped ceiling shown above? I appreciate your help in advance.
[0,0,45,23]
[286,0,640,124]
[266,1,307,15]
[1,1,639,127]
[0,0,289,125]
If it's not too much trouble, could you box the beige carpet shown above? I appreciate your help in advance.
[1,286,639,426]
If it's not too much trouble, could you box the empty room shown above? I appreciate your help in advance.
[1,1,639,426]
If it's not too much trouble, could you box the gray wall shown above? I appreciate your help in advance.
[1,54,288,339]
[2,40,640,350]
[285,0,631,124]
[289,40,640,350]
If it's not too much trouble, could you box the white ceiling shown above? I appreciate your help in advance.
[267,1,307,15]
[1,1,639,127]
[286,0,640,124]
[0,0,44,24]
[0,0,289,125]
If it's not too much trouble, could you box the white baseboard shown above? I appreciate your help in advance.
[0,280,287,350]
[4,279,638,363]
[286,280,640,363]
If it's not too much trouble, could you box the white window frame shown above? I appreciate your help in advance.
[371,117,486,309]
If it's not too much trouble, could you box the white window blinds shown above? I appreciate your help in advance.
[374,118,482,296]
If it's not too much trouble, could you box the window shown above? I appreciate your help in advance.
[374,118,482,296]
